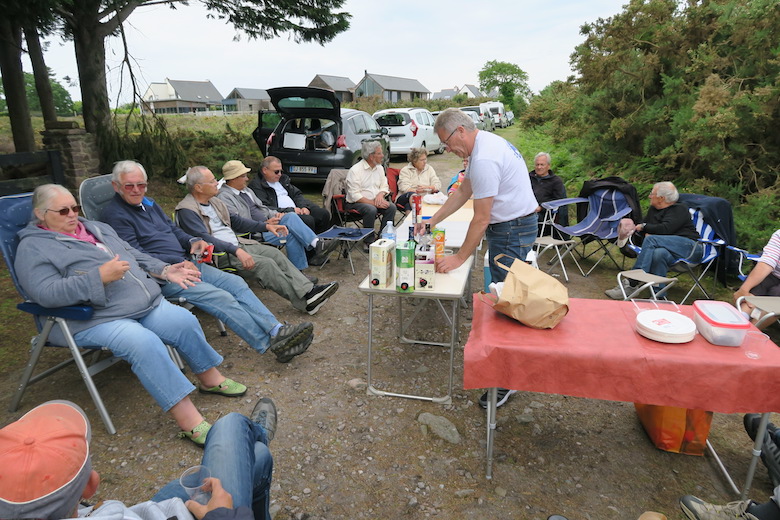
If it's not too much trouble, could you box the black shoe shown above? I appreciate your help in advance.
[478,388,517,409]
[309,239,340,266]
[301,272,319,284]
[250,397,277,443]
[744,413,778,441]
[270,322,314,363]
[304,282,339,315]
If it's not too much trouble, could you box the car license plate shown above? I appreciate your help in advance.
[289,166,317,174]
[390,136,399,141]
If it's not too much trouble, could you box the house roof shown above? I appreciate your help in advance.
[166,79,223,103]
[364,73,430,93]
[310,74,355,91]
[461,84,483,97]
[226,88,270,100]
[432,89,458,100]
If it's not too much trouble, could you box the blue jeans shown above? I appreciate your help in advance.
[152,413,273,520]
[634,234,702,277]
[262,213,316,270]
[162,263,279,353]
[485,213,538,283]
[73,299,223,412]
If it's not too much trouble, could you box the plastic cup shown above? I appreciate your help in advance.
[744,330,769,360]
[180,465,211,505]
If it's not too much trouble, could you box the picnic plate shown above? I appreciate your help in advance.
[635,309,696,344]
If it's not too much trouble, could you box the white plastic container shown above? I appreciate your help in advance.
[692,300,751,347]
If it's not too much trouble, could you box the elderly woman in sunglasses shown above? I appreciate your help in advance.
[13,184,246,446]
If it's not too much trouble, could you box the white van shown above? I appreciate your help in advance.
[482,101,508,128]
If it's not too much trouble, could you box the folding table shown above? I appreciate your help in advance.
[358,255,474,405]
[316,226,374,275]
[464,296,780,498]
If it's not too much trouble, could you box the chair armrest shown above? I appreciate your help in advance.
[602,207,633,222]
[17,302,94,320]
[699,237,726,246]
[541,197,587,211]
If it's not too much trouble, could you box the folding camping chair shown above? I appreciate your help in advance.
[546,189,633,276]
[0,193,121,434]
[80,174,225,339]
[620,208,725,303]
[385,167,408,224]
[534,201,583,282]
[322,168,363,228]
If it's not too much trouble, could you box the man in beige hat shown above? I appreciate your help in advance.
[217,160,338,269]
[176,166,338,317]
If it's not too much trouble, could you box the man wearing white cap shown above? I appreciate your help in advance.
[0,398,277,520]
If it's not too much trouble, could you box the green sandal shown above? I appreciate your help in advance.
[179,420,212,446]
[199,378,247,397]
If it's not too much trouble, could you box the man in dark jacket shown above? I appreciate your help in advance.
[0,398,277,520]
[249,156,331,233]
[605,181,701,299]
[529,152,568,229]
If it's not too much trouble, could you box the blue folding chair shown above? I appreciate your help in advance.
[544,189,633,276]
[0,193,121,434]
[622,208,725,303]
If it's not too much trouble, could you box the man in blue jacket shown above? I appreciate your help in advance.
[101,160,314,363]
[0,398,277,520]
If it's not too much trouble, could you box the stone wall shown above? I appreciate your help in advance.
[41,121,101,189]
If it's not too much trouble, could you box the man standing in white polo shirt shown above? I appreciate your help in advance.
[423,108,538,284]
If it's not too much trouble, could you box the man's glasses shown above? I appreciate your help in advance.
[46,205,81,216]
[122,182,148,191]
[442,127,459,148]
[272,169,282,174]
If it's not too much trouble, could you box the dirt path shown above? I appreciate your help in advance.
[0,151,774,520]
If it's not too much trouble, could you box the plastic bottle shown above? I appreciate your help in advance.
[381,221,396,242]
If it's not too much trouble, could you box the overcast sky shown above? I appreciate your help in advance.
[31,0,628,105]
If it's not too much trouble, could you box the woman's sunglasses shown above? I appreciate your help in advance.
[46,205,81,216]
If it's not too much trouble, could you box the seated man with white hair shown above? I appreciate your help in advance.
[605,181,702,299]
[345,141,396,249]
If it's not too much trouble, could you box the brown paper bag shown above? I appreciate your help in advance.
[634,403,713,456]
[482,253,569,329]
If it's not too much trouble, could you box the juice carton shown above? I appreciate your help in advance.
[369,238,395,289]
[395,241,416,293]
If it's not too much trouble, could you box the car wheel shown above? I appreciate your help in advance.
[435,142,445,154]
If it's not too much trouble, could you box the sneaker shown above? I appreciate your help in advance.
[250,397,277,443]
[309,239,340,266]
[605,279,632,300]
[304,282,339,314]
[270,321,314,363]
[679,495,758,520]
[743,413,778,442]
[478,388,517,409]
[199,378,247,397]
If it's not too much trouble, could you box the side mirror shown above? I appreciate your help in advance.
[380,127,389,136]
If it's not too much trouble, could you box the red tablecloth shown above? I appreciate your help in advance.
[464,295,780,413]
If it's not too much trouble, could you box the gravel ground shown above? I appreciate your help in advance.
[1,152,777,520]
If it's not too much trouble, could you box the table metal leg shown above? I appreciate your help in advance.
[366,294,457,405]
[705,412,770,498]
[486,387,497,479]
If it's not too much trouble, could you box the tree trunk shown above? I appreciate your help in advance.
[0,18,36,152]
[24,24,58,123]
[70,3,111,135]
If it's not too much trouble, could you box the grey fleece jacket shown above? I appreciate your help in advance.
[14,219,168,344]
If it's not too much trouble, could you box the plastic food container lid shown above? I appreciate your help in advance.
[636,309,696,344]
[693,300,750,329]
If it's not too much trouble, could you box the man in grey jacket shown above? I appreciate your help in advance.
[176,166,338,316]
[216,160,337,269]
[0,398,277,520]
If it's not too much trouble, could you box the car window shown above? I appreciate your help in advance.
[374,113,409,126]
[349,114,368,134]
[414,113,425,126]
[364,114,381,133]
[275,96,335,111]
[425,112,434,126]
